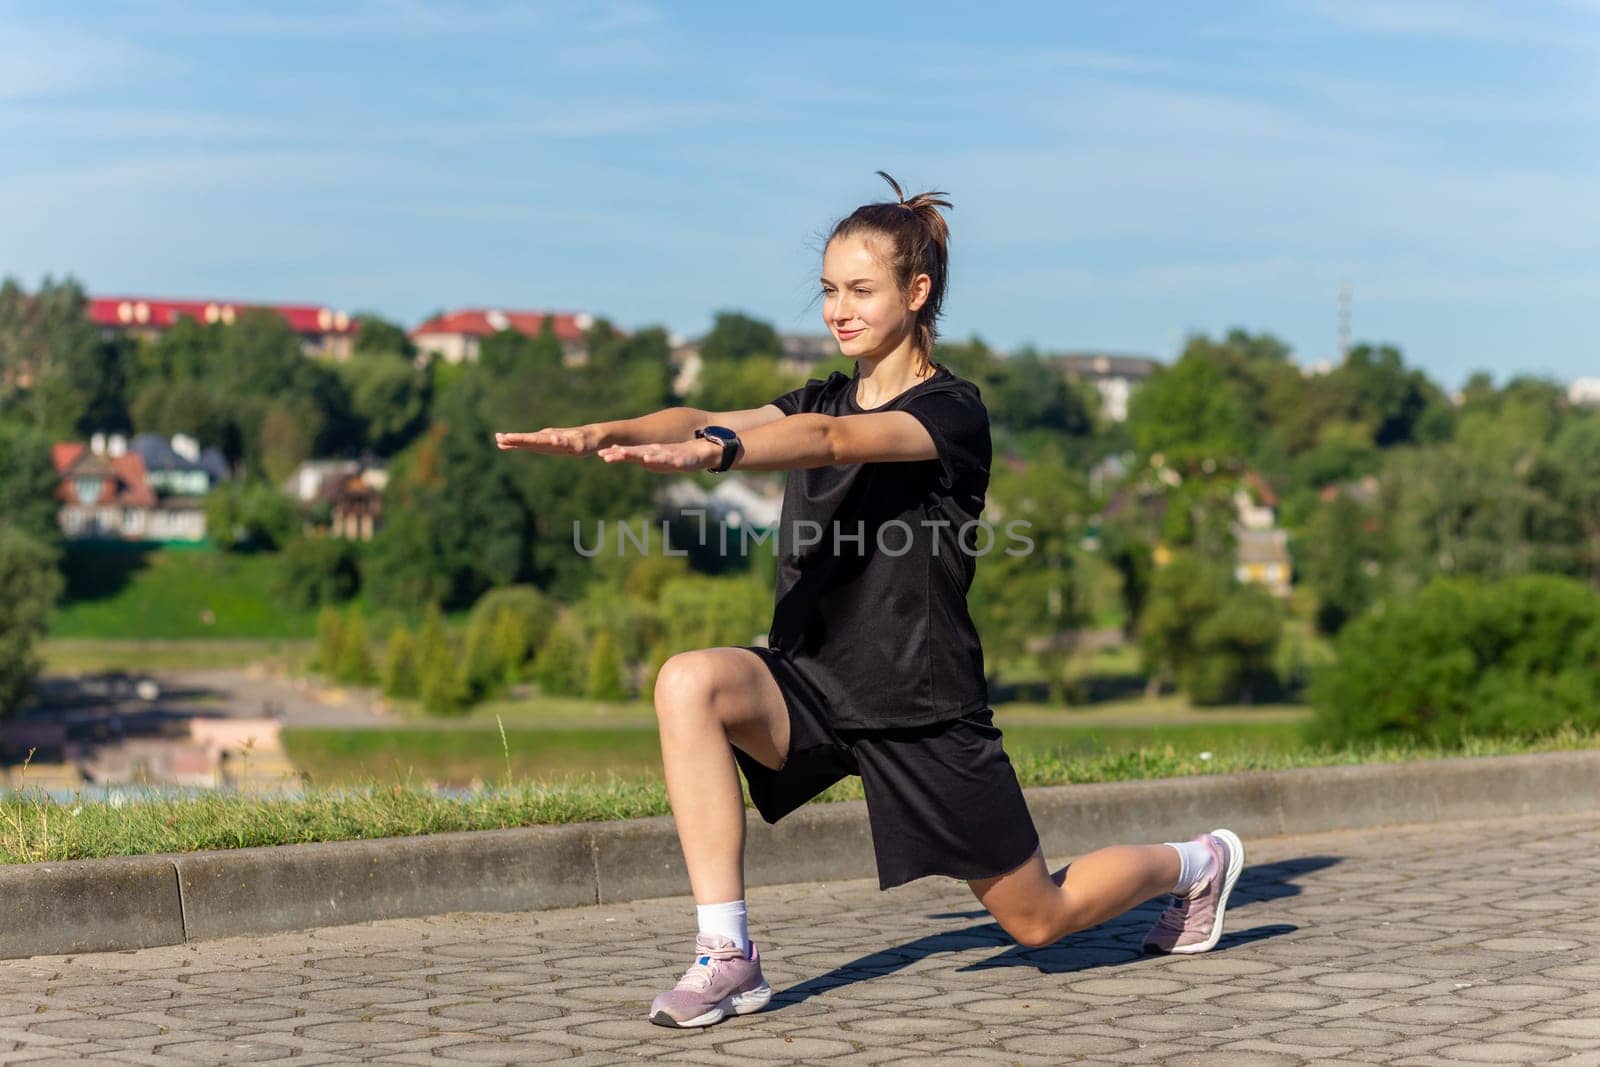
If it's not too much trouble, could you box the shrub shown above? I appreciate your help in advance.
[1309,575,1600,746]
[467,585,555,683]
[0,529,63,717]
[277,537,360,610]
[380,626,418,699]
[585,631,628,701]
[533,616,586,697]
[414,605,468,716]
[312,605,343,674]
[1138,551,1282,704]
[334,605,376,686]
[653,574,770,655]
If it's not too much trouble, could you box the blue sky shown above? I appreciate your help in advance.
[3,1,1596,388]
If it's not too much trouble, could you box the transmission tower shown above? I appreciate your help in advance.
[1338,282,1352,363]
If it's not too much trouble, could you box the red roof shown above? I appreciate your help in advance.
[411,309,591,343]
[53,444,157,508]
[88,296,357,335]
[52,442,86,474]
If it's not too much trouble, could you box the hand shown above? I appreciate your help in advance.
[495,426,602,456]
[597,439,720,474]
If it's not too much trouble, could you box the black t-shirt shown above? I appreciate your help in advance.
[764,364,991,730]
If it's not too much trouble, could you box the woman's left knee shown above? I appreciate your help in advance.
[1000,915,1059,949]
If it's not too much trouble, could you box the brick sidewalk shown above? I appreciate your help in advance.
[1,812,1596,1064]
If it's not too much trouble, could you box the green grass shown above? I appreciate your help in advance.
[4,728,1597,864]
[53,544,319,640]
[279,718,1308,789]
[284,726,669,786]
[40,638,313,673]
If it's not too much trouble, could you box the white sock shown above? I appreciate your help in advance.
[1165,840,1215,897]
[695,900,749,955]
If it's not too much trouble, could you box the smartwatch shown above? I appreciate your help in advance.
[693,425,741,473]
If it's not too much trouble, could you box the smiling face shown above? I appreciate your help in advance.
[820,233,931,360]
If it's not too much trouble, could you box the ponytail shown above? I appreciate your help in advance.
[830,172,952,361]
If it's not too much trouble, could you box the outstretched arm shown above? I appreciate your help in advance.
[598,410,939,473]
[496,404,786,456]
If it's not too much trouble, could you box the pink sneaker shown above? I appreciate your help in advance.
[1143,828,1245,955]
[649,934,773,1028]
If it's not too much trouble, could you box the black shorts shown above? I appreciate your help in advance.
[733,645,1041,890]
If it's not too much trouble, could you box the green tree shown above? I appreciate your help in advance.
[1185,585,1282,705]
[1329,343,1449,448]
[1126,356,1252,468]
[415,604,468,716]
[275,536,361,610]
[1309,575,1600,745]
[469,585,556,683]
[699,311,780,362]
[135,314,218,387]
[1550,417,1600,589]
[654,575,770,655]
[462,608,510,701]
[313,606,344,675]
[688,357,803,413]
[0,277,126,436]
[585,630,628,700]
[0,529,63,717]
[335,605,376,686]
[366,379,532,609]
[970,447,1090,697]
[205,481,300,551]
[352,314,417,361]
[478,322,563,380]
[1137,550,1283,704]
[343,357,431,456]
[257,400,318,486]
[418,646,469,716]
[1138,551,1230,696]
[988,350,1093,437]
[0,421,62,548]
[1301,494,1379,635]
[532,616,586,697]
[931,336,999,384]
[380,626,419,699]
[129,379,232,451]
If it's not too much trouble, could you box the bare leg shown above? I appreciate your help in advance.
[653,649,791,905]
[969,845,1181,948]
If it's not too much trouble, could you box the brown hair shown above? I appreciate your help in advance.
[829,171,952,362]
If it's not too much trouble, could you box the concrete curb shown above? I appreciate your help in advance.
[2,751,1597,959]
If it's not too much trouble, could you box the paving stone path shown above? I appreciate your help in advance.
[1,811,1597,1065]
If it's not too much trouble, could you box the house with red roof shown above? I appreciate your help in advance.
[53,435,207,542]
[88,296,358,360]
[410,308,595,366]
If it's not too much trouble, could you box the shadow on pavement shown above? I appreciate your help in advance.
[776,853,1336,1008]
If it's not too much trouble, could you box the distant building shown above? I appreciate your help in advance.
[779,334,840,376]
[411,308,595,366]
[88,296,358,360]
[53,434,208,542]
[1052,352,1162,422]
[129,433,230,497]
[1232,472,1290,597]
[658,474,784,532]
[1234,527,1292,598]
[668,337,702,397]
[1571,378,1600,406]
[285,460,389,541]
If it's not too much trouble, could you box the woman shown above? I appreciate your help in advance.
[497,173,1244,1029]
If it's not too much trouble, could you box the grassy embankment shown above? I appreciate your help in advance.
[24,544,1589,867]
[4,726,1597,865]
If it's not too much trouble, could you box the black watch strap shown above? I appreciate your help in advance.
[694,426,740,473]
